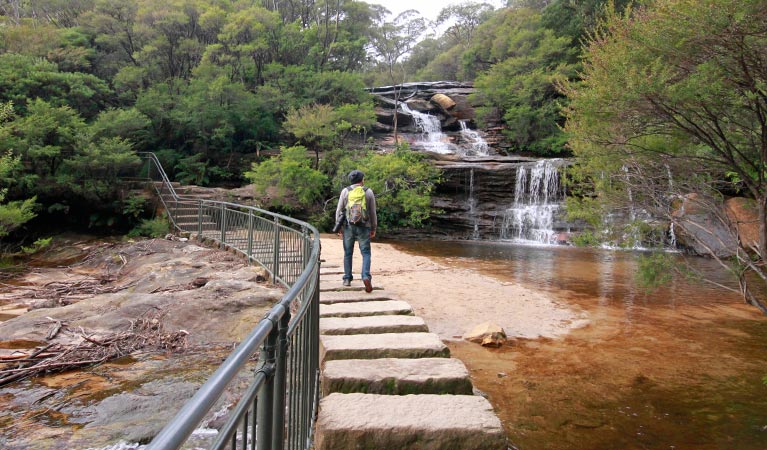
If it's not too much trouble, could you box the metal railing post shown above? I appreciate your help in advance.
[220,203,227,244]
[136,152,321,450]
[197,200,203,239]
[247,211,254,262]
[256,328,278,450]
[272,217,281,282]
[272,312,290,450]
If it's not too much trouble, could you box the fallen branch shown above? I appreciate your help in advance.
[0,309,188,387]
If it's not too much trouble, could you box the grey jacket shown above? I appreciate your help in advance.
[335,184,377,231]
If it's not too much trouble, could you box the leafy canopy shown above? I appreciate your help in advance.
[333,146,442,230]
[245,146,328,211]
[563,0,767,311]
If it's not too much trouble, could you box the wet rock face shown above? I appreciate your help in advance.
[672,193,759,258]
[369,81,481,137]
[0,238,282,449]
[424,158,576,241]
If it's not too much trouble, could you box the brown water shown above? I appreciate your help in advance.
[392,241,767,450]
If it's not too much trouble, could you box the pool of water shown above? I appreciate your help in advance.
[391,241,767,450]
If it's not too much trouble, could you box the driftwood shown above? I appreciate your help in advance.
[1,276,138,308]
[45,318,63,340]
[0,309,188,387]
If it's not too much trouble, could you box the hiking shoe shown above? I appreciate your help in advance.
[342,279,351,287]
[363,278,373,293]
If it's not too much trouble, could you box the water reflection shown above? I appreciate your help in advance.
[389,240,767,450]
[393,240,741,309]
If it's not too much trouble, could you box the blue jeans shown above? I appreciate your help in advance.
[343,224,371,282]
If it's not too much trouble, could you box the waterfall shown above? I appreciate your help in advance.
[459,121,489,156]
[665,164,677,247]
[468,168,480,239]
[500,160,562,244]
[399,103,453,154]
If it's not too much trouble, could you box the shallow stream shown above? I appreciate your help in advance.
[392,241,767,450]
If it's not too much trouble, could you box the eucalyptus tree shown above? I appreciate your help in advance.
[435,1,495,46]
[304,0,378,72]
[0,53,111,119]
[213,4,281,87]
[368,9,427,140]
[407,1,495,80]
[0,0,94,26]
[283,102,375,166]
[562,0,767,312]
[467,7,578,155]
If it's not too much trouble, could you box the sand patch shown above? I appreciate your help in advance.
[319,234,588,340]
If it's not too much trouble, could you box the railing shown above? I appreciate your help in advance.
[139,152,321,450]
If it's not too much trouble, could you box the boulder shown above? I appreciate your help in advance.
[463,322,507,347]
[374,106,413,128]
[725,197,761,250]
[672,193,738,257]
[406,98,438,113]
[430,93,456,112]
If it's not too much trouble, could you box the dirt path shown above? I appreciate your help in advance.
[319,234,588,340]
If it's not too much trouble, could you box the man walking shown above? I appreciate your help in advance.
[334,169,377,292]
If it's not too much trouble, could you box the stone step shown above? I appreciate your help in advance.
[320,300,411,317]
[320,315,428,335]
[319,281,369,293]
[314,393,506,450]
[321,358,473,396]
[320,266,343,274]
[319,291,395,304]
[320,332,448,361]
[319,275,380,287]
[174,221,219,230]
[320,285,384,293]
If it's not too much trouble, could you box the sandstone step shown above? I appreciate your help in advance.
[314,393,506,450]
[320,315,428,335]
[319,275,379,286]
[319,291,395,304]
[320,300,411,317]
[320,332,448,361]
[319,281,369,293]
[320,266,343,274]
[321,358,472,396]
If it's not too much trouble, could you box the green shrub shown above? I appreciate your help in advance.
[128,217,169,238]
[21,237,52,254]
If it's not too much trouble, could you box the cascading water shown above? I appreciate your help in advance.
[459,121,489,156]
[500,160,563,244]
[665,164,677,247]
[399,104,454,154]
[467,168,480,239]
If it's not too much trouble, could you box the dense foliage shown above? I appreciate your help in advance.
[563,0,767,311]
[0,0,387,234]
[331,145,442,230]
[0,0,637,239]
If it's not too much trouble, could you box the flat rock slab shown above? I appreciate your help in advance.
[320,332,449,361]
[315,393,507,450]
[319,282,367,293]
[320,279,383,292]
[320,300,412,318]
[321,358,473,396]
[320,315,428,335]
[320,291,395,304]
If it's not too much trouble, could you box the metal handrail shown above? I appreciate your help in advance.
[139,152,321,450]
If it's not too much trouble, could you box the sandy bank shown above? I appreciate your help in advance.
[319,234,588,340]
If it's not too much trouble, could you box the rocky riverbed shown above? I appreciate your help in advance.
[0,236,282,449]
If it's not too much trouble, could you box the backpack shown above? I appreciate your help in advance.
[345,185,368,225]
